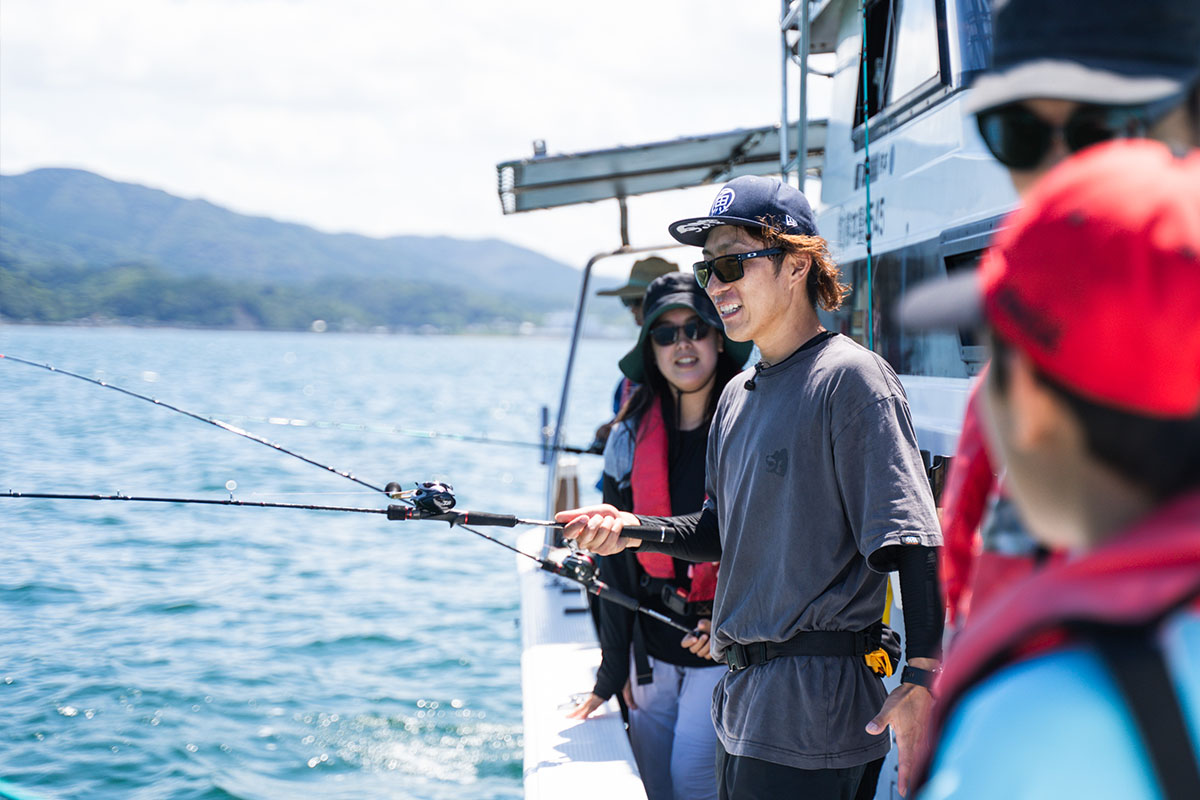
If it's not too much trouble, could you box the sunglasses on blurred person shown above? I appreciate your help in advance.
[649,318,712,347]
[976,93,1184,170]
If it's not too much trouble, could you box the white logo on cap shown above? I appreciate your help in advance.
[785,214,798,228]
[710,188,736,216]
[676,219,722,234]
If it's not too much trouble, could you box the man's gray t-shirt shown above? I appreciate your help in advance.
[705,333,941,769]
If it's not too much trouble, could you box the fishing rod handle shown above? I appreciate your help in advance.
[385,506,522,527]
[592,583,697,636]
[588,580,640,612]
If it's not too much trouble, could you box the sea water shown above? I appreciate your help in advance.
[0,325,628,800]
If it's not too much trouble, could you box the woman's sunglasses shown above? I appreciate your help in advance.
[975,94,1182,170]
[649,318,712,347]
[692,248,782,289]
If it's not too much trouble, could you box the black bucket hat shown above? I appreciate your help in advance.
[966,0,1200,113]
[617,272,755,384]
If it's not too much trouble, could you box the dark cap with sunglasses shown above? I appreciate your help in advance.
[617,272,755,384]
[668,175,818,248]
[967,0,1200,114]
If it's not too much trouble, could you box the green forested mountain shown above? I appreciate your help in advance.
[0,168,581,331]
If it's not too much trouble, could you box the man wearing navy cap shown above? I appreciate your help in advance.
[559,175,944,798]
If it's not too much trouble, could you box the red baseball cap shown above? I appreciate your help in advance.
[900,140,1200,418]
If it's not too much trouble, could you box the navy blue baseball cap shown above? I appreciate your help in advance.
[668,175,818,247]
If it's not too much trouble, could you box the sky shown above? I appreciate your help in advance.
[0,0,832,285]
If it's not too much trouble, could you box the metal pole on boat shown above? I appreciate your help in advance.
[780,0,791,183]
[780,1,811,187]
[542,241,684,555]
[797,0,810,186]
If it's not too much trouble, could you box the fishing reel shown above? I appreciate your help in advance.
[555,551,598,584]
[385,480,457,515]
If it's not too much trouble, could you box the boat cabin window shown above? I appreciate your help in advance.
[944,248,988,374]
[854,0,946,129]
[956,0,993,81]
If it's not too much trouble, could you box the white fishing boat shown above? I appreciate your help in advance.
[499,1,1013,798]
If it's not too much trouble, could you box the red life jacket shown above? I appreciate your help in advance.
[940,375,1068,623]
[938,378,997,622]
[914,490,1200,790]
[630,397,718,603]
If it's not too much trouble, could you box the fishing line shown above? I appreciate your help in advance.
[1,353,401,500]
[3,491,390,515]
[218,415,599,455]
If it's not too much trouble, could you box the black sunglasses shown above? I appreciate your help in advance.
[692,248,783,289]
[649,318,712,347]
[975,95,1182,170]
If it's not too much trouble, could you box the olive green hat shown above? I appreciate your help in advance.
[596,256,678,299]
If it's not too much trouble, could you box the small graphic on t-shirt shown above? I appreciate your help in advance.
[765,448,788,477]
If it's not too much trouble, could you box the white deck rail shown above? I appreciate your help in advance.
[518,529,648,799]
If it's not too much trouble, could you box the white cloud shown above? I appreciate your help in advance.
[0,0,831,273]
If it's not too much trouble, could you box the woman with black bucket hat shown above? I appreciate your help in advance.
[567,272,753,800]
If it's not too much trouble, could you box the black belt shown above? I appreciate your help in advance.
[724,629,879,671]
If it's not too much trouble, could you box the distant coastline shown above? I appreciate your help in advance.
[0,259,544,334]
[2,168,642,336]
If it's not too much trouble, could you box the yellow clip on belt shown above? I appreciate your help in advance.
[865,648,894,677]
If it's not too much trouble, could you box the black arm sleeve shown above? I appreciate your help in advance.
[634,506,722,562]
[894,544,944,661]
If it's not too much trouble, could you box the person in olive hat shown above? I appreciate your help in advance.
[597,256,679,326]
[568,272,751,800]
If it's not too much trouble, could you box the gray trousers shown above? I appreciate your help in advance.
[628,655,725,800]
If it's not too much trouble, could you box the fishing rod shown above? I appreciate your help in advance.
[217,414,600,455]
[4,483,693,636]
[1,482,676,544]
[4,354,693,632]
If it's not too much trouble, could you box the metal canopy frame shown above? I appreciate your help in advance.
[497,121,827,215]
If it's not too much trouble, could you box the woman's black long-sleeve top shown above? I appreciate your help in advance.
[590,420,720,702]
